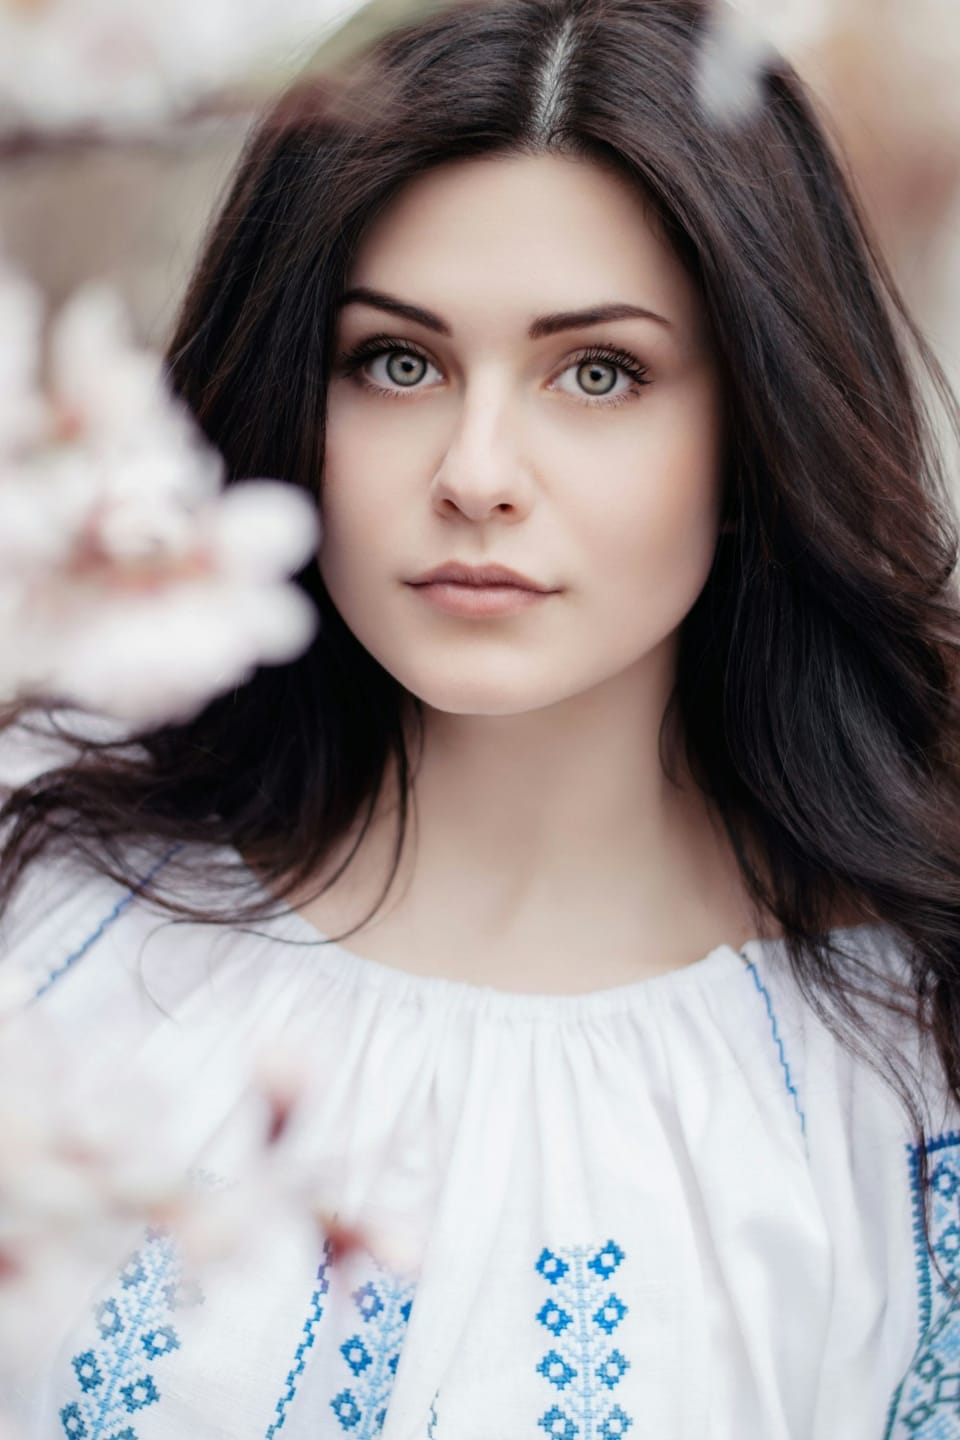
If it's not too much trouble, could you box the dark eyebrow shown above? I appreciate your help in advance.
[528,303,672,337]
[337,286,672,337]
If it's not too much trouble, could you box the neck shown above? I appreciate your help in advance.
[284,646,769,980]
[406,667,695,910]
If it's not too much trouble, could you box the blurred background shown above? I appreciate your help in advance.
[0,113,244,346]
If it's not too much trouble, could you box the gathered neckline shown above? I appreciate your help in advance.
[227,847,882,1022]
[266,906,752,1020]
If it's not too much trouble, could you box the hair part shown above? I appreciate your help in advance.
[529,10,577,141]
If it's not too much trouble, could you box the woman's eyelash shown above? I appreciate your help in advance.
[334,334,651,403]
[573,345,650,389]
[336,332,430,377]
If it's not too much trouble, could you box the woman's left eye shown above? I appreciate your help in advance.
[552,348,651,406]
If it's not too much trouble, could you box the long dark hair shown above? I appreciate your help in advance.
[3,0,960,1273]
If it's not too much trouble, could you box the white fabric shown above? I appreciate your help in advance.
[1,840,958,1440]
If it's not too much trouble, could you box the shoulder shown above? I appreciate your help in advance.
[0,844,162,1006]
[748,923,960,1172]
[0,712,147,999]
[0,707,141,793]
[0,825,310,1051]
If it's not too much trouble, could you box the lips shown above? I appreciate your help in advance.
[408,561,552,592]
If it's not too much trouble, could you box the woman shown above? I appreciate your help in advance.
[2,0,960,1434]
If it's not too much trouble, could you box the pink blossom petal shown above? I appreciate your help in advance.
[51,284,184,450]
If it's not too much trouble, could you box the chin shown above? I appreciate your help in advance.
[406,683,551,718]
[423,695,549,718]
[392,659,588,719]
[375,654,535,714]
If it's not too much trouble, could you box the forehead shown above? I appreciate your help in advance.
[341,151,704,340]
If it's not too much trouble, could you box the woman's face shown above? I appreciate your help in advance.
[320,151,724,716]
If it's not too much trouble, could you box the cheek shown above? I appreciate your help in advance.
[318,394,423,587]
[574,397,723,621]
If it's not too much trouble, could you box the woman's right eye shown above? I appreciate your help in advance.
[338,340,443,396]
[368,348,443,391]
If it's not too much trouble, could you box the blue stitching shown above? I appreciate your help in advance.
[264,1240,334,1438]
[883,1129,960,1437]
[743,958,807,1137]
[35,888,138,1001]
[330,1264,415,1437]
[59,1227,202,1439]
[534,1240,632,1440]
[32,843,183,1001]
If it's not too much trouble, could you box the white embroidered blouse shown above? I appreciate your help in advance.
[0,819,958,1440]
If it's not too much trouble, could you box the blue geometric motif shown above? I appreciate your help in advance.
[60,1227,202,1439]
[329,1259,415,1437]
[534,1240,633,1439]
[885,1131,960,1437]
[264,1238,335,1438]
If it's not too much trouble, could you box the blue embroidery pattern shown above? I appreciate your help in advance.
[264,1239,335,1438]
[742,958,807,1138]
[60,1227,202,1439]
[885,1131,960,1437]
[534,1240,633,1439]
[329,1261,416,1437]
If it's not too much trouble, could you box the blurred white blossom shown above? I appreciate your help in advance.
[696,0,830,121]
[0,1006,187,1379]
[0,260,320,727]
[0,999,421,1405]
[0,0,368,135]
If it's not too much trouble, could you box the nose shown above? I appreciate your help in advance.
[430,377,534,523]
